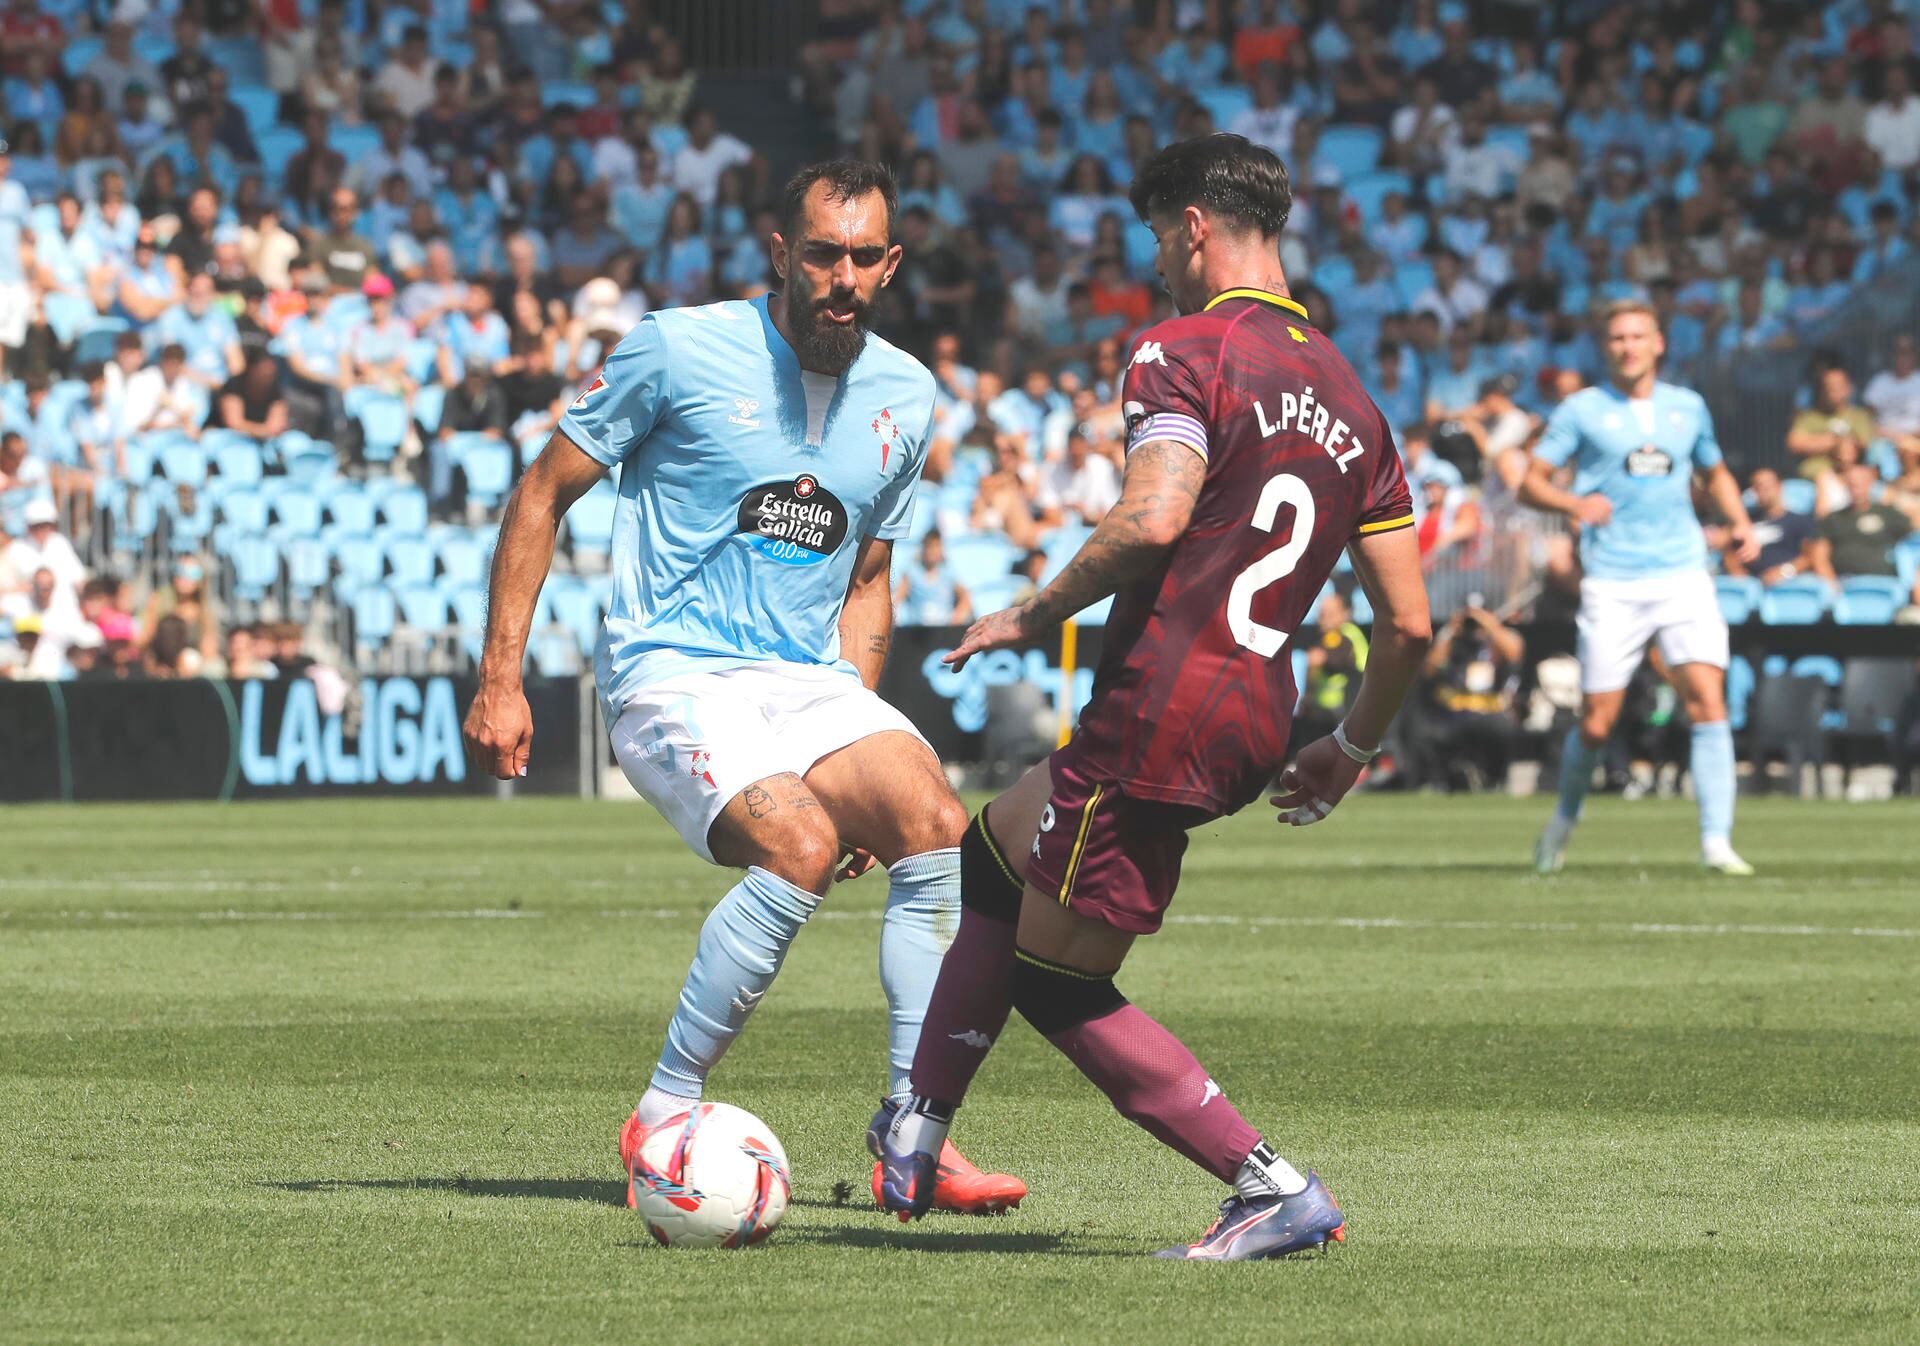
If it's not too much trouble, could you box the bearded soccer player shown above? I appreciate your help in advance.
[1520,300,1759,876]
[462,160,1024,1215]
[873,134,1432,1259]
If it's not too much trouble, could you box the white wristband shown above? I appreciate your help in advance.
[1333,722,1379,763]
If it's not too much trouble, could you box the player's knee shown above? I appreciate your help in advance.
[960,811,1024,922]
[739,817,840,896]
[1579,708,1614,747]
[1685,692,1727,725]
[890,788,968,859]
[1010,949,1127,1037]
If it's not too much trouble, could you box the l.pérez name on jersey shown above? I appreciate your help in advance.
[736,475,849,565]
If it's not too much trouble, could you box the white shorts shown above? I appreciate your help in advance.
[609,661,929,864]
[1576,571,1728,695]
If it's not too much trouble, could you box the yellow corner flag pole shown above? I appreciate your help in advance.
[1057,619,1078,747]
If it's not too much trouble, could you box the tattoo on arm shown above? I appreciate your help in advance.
[867,633,888,657]
[1024,441,1206,630]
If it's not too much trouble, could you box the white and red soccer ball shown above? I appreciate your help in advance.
[629,1102,791,1249]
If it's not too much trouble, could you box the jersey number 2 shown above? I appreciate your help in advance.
[1227,473,1315,658]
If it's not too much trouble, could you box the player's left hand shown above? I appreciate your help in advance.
[836,848,878,882]
[1727,521,1760,565]
[1270,734,1367,827]
[942,605,1030,669]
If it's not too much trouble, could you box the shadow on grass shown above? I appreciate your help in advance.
[266,1176,626,1205]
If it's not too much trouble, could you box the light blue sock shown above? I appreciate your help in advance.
[1691,719,1736,845]
[1556,726,1599,823]
[879,848,962,1105]
[650,865,821,1099]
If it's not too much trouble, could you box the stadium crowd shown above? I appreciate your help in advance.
[3,0,1920,787]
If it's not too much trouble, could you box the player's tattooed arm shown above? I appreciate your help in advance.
[1021,439,1205,631]
[839,536,895,690]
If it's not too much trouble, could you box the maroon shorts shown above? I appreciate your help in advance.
[1024,743,1212,935]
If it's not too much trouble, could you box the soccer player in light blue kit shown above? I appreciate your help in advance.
[462,162,1025,1214]
[1520,299,1760,875]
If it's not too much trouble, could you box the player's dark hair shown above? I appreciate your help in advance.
[781,158,899,243]
[1128,133,1291,238]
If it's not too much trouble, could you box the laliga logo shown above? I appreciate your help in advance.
[921,647,1093,734]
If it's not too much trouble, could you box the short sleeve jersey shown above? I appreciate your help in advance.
[560,296,937,725]
[1071,289,1414,815]
[1533,381,1722,580]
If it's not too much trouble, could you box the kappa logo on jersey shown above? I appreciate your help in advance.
[736,475,849,565]
[1131,340,1166,368]
[1032,802,1056,858]
[728,396,761,428]
[1626,444,1674,477]
[571,374,607,408]
[871,407,900,470]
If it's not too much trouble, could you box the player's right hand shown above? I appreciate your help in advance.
[942,605,1029,669]
[1575,494,1612,527]
[463,680,534,779]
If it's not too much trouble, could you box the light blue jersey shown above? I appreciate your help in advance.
[1535,380,1723,580]
[560,296,937,725]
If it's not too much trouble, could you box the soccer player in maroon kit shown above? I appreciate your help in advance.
[870,135,1433,1259]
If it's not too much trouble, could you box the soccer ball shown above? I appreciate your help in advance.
[629,1102,791,1248]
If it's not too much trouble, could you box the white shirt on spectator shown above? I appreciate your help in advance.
[1007,273,1070,340]
[1039,452,1122,523]
[1228,105,1297,157]
[373,62,438,120]
[4,531,87,595]
[1411,276,1489,333]
[672,133,753,207]
[1866,95,1920,173]
[1442,139,1523,201]
[350,143,436,200]
[1863,367,1920,435]
[122,366,209,435]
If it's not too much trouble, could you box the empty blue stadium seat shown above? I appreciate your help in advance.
[1194,86,1252,129]
[1315,124,1384,179]
[1726,655,1755,731]
[439,535,487,588]
[945,534,1022,588]
[352,587,398,648]
[254,127,304,185]
[541,81,596,109]
[229,84,281,141]
[546,583,602,656]
[272,492,324,536]
[356,394,411,463]
[1715,574,1762,625]
[463,442,515,507]
[1788,654,1844,686]
[1343,170,1414,223]
[381,486,429,535]
[159,442,208,485]
[222,490,270,534]
[330,124,381,162]
[286,536,331,595]
[1780,478,1817,515]
[72,319,131,366]
[334,536,386,589]
[1835,575,1907,625]
[387,536,437,586]
[1758,576,1830,625]
[413,382,446,434]
[1897,536,1920,590]
[62,36,104,77]
[231,534,282,600]
[565,479,618,554]
[446,583,488,633]
[1393,259,1435,303]
[211,439,265,486]
[328,490,377,535]
[395,584,450,630]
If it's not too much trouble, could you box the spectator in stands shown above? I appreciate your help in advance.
[1791,364,1880,492]
[66,362,126,493]
[895,531,972,627]
[1728,467,1818,587]
[1864,335,1920,463]
[1038,429,1122,526]
[121,342,207,439]
[216,350,290,441]
[9,497,84,596]
[346,272,416,398]
[151,272,244,392]
[433,362,512,516]
[304,188,379,293]
[351,112,435,202]
[672,107,756,210]
[1408,603,1526,792]
[84,20,160,117]
[139,557,219,672]
[644,194,713,309]
[1811,461,1920,610]
[972,433,1054,551]
[1292,590,1368,752]
[220,623,279,679]
[1416,471,1481,569]
[0,428,49,533]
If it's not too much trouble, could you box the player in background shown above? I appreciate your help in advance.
[874,134,1433,1259]
[1520,301,1759,875]
[462,160,1025,1215]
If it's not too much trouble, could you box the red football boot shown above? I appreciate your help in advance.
[865,1099,1026,1215]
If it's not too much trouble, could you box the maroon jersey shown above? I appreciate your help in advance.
[1070,288,1414,815]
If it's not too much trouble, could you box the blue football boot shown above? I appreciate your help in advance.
[1154,1172,1346,1260]
[866,1098,1026,1218]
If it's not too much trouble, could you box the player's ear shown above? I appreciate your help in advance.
[880,241,903,288]
[1184,204,1207,249]
[770,231,788,283]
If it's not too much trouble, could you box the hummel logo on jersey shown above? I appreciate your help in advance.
[1201,1078,1222,1107]
[949,1030,993,1049]
[728,396,761,428]
[731,987,766,1015]
[1131,340,1166,368]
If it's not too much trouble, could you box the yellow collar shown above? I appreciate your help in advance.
[1204,288,1310,320]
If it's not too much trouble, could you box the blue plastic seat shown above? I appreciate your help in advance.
[231,534,282,600]
[1315,124,1384,179]
[1835,575,1907,625]
[1896,536,1920,591]
[328,489,377,535]
[273,492,324,536]
[1758,576,1831,625]
[211,440,265,485]
[438,535,487,588]
[228,84,281,141]
[286,536,331,595]
[381,486,429,535]
[329,124,381,162]
[61,36,104,77]
[1715,574,1762,625]
[1343,170,1414,223]
[254,127,304,185]
[1194,86,1252,129]
[540,81,596,109]
[546,582,602,655]
[1780,478,1818,515]
[221,490,270,534]
[335,536,386,589]
[462,441,515,507]
[945,534,1022,589]
[387,536,437,587]
[565,479,618,555]
[395,584,449,630]
[530,628,582,675]
[355,394,411,464]
[412,382,446,434]
[72,319,131,366]
[1393,259,1435,303]
[159,442,209,485]
[352,587,398,648]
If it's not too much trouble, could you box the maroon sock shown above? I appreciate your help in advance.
[1046,1003,1260,1183]
[909,906,1018,1106]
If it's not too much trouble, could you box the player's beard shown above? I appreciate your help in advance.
[782,274,871,376]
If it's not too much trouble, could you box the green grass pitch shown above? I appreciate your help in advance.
[3,794,1916,1344]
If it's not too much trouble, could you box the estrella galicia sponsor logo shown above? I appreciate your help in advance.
[1626,444,1674,477]
[737,475,848,565]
